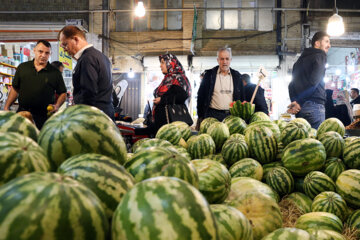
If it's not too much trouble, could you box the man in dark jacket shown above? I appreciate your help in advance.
[242,74,269,114]
[197,47,245,123]
[288,31,331,129]
[350,88,360,107]
[58,25,114,119]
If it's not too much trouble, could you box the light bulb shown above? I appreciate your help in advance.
[128,68,134,78]
[327,13,345,36]
[135,1,146,18]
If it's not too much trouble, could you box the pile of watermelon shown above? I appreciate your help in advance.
[0,104,360,240]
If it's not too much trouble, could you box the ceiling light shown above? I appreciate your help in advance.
[128,68,134,78]
[327,0,345,36]
[135,1,146,18]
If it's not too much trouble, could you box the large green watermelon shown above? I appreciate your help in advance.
[317,131,344,158]
[262,228,311,240]
[112,176,219,240]
[0,172,109,240]
[280,121,308,147]
[336,169,360,209]
[207,122,230,151]
[199,117,219,133]
[133,138,172,153]
[187,134,216,159]
[316,118,345,138]
[223,115,247,135]
[230,101,255,122]
[303,171,336,199]
[343,137,360,169]
[285,192,312,213]
[295,212,343,233]
[156,123,182,145]
[58,153,135,219]
[221,139,249,166]
[171,121,192,140]
[0,132,50,185]
[311,191,347,221]
[38,105,127,167]
[249,111,270,123]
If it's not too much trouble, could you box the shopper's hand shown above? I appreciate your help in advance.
[287,101,301,114]
[153,97,161,105]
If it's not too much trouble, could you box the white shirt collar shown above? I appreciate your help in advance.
[74,44,93,60]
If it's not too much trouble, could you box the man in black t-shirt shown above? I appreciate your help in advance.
[350,88,360,107]
[4,40,67,129]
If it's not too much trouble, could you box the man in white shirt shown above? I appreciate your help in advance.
[197,47,245,123]
[58,25,114,119]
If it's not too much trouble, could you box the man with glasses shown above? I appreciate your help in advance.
[4,40,67,129]
[58,25,114,119]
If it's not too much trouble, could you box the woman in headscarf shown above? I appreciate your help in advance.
[152,53,191,131]
[333,90,353,126]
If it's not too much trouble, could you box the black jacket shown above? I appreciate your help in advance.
[197,66,244,118]
[289,48,327,106]
[244,83,269,114]
[350,96,360,107]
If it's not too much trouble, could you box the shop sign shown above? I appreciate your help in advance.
[59,43,72,70]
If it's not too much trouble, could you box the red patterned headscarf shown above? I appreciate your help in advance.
[154,53,191,98]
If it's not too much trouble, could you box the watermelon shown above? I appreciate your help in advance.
[0,172,109,240]
[317,131,344,158]
[207,122,230,151]
[228,133,245,142]
[324,158,346,182]
[265,166,294,196]
[245,126,277,164]
[281,138,326,176]
[273,119,288,132]
[290,118,311,132]
[311,191,347,221]
[199,117,219,134]
[262,161,283,180]
[343,137,360,169]
[245,120,281,141]
[336,169,360,209]
[171,145,191,160]
[0,132,50,185]
[171,121,192,140]
[307,229,346,240]
[222,115,247,135]
[262,228,311,240]
[229,100,255,121]
[210,204,253,240]
[285,192,312,213]
[204,154,226,165]
[191,159,231,203]
[280,121,308,147]
[309,128,317,138]
[187,134,216,159]
[228,158,263,181]
[221,139,249,166]
[295,212,343,233]
[38,105,127,167]
[156,123,182,145]
[346,209,360,231]
[58,153,136,219]
[303,171,336,199]
[0,110,39,141]
[316,118,345,138]
[249,111,270,123]
[112,176,219,240]
[134,138,173,153]
[125,147,199,187]
[131,138,149,153]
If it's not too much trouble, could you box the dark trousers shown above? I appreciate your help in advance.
[204,108,230,122]
[17,106,47,130]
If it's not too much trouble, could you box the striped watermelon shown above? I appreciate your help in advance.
[346,209,360,232]
[309,128,317,138]
[210,204,253,240]
[204,153,226,165]
[317,131,345,158]
[228,133,245,142]
[316,118,345,138]
[324,158,346,182]
[0,172,109,240]
[273,119,288,132]
[156,123,182,145]
[171,121,192,140]
[262,228,311,240]
[311,191,348,221]
[307,229,346,240]
[282,138,326,176]
[229,100,255,121]
[245,120,281,141]
[134,138,173,153]
[336,169,360,209]
[303,171,336,199]
[0,132,50,185]
[0,110,39,141]
[249,111,270,123]
[131,138,149,153]
[187,134,216,159]
[223,115,247,135]
[172,145,191,160]
[291,118,311,132]
[295,212,343,233]
[207,122,230,151]
[199,117,219,133]
[343,137,360,169]
[125,147,199,187]
[280,122,309,147]
[38,105,127,167]
[112,176,219,240]
[229,158,263,181]
[265,167,294,196]
[285,192,312,213]
[191,159,231,203]
[221,139,249,166]
[58,153,135,219]
[262,161,283,181]
[245,126,278,164]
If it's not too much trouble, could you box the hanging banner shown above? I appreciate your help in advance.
[59,43,72,70]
